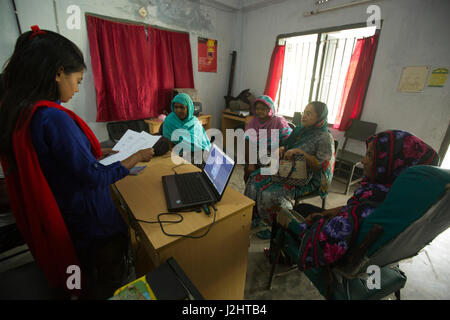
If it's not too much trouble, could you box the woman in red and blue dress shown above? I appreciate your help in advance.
[0,26,155,299]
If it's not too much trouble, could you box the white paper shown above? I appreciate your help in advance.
[99,129,161,166]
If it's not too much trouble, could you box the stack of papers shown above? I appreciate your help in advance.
[99,129,161,166]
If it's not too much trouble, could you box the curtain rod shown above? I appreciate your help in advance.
[11,0,21,34]
[85,12,190,35]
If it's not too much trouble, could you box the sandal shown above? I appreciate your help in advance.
[256,228,272,240]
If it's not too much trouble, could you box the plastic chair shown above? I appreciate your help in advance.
[294,140,338,209]
[268,165,450,300]
[334,120,377,195]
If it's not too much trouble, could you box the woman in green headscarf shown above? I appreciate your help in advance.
[244,101,335,239]
[162,93,211,152]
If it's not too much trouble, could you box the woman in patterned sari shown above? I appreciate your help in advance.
[244,95,292,182]
[245,101,335,239]
[275,130,439,269]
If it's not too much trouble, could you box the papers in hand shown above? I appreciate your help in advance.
[99,129,161,166]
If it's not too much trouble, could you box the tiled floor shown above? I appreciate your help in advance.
[1,164,449,299]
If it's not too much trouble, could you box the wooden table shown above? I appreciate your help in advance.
[145,114,212,134]
[113,154,254,299]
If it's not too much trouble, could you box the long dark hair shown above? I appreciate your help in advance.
[0,28,86,168]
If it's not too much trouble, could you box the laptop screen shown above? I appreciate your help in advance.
[203,145,235,196]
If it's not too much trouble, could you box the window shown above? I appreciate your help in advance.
[276,25,377,124]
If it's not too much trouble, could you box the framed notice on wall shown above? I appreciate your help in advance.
[397,66,430,93]
[198,37,217,73]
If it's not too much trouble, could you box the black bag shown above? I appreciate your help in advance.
[153,136,170,156]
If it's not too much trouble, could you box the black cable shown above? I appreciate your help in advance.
[135,204,217,239]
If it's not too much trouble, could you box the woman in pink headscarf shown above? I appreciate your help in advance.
[244,95,292,182]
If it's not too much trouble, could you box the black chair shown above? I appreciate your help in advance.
[158,121,164,136]
[334,120,377,195]
[108,119,149,142]
[0,179,28,265]
[294,139,339,209]
[100,119,150,148]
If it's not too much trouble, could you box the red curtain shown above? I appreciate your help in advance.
[264,44,286,101]
[333,34,379,131]
[86,15,194,122]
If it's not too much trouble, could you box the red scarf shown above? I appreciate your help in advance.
[0,100,101,294]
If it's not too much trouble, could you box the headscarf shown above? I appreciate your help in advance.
[163,93,211,151]
[286,130,438,270]
[0,100,101,294]
[283,101,329,150]
[245,95,291,134]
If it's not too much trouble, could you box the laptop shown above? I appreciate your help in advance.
[162,144,236,212]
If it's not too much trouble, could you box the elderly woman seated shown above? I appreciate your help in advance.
[245,101,335,239]
[273,130,439,269]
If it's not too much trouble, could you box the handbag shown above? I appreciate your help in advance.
[272,154,308,187]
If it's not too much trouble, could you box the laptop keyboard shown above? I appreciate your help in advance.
[174,173,212,204]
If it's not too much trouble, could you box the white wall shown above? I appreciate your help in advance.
[2,0,449,155]
[237,0,450,156]
[0,0,20,69]
[1,0,239,141]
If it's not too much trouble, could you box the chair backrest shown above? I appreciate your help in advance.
[107,120,149,142]
[365,187,450,269]
[334,166,450,278]
[344,120,377,142]
[158,121,164,136]
[292,112,302,127]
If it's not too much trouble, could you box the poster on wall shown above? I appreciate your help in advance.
[397,66,430,93]
[428,68,448,87]
[198,37,217,73]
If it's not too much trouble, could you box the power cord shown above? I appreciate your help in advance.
[134,204,217,239]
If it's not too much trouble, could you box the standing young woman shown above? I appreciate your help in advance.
[0,26,154,299]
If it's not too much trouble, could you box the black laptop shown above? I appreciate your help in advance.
[162,144,236,212]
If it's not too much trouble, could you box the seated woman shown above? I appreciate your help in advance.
[162,93,210,160]
[245,101,335,239]
[275,130,439,269]
[244,95,292,182]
